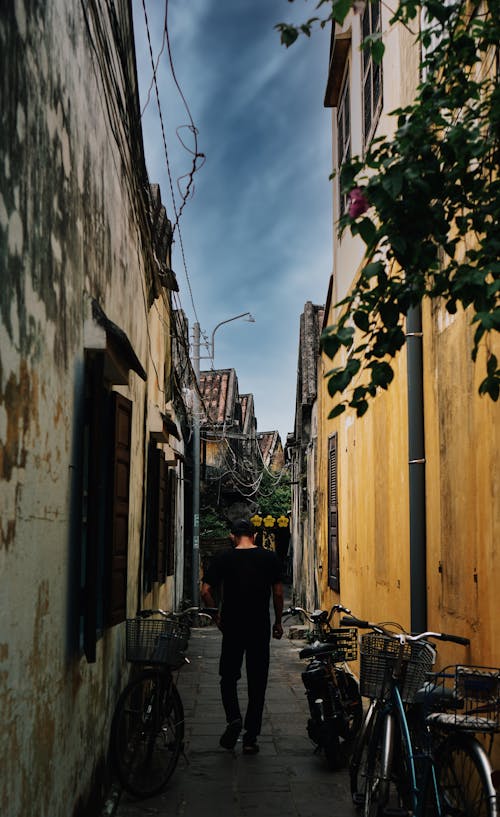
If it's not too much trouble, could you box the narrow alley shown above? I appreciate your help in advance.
[109,619,358,817]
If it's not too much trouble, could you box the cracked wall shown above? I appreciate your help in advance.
[0,2,158,815]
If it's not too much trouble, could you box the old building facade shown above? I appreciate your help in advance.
[312,2,499,671]
[288,302,325,610]
[0,3,188,815]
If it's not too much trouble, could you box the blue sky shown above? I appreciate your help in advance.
[133,0,333,442]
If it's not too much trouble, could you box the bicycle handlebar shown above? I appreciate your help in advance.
[340,616,470,646]
[285,603,353,623]
[435,632,470,646]
[137,607,219,620]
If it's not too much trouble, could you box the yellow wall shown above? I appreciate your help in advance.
[314,7,499,676]
[423,300,500,668]
[315,302,499,673]
[316,343,412,633]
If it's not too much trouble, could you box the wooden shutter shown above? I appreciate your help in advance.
[166,469,176,577]
[157,456,167,583]
[83,353,105,662]
[108,392,132,626]
[328,433,340,592]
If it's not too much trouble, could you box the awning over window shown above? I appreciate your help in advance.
[85,298,147,384]
[324,25,352,108]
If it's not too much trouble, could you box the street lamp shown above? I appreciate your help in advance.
[191,312,256,603]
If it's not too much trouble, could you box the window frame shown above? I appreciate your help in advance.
[362,0,383,148]
[337,63,351,218]
[81,352,132,661]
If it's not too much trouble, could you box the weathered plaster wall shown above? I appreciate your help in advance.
[0,2,167,815]
[423,302,500,668]
[317,7,498,678]
[316,346,412,634]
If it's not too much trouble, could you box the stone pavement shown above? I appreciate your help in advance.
[109,618,359,817]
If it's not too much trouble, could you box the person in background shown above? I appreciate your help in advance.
[201,518,283,755]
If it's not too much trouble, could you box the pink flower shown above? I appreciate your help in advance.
[348,187,369,219]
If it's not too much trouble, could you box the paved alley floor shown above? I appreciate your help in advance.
[110,619,359,817]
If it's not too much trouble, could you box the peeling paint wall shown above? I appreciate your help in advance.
[0,3,178,815]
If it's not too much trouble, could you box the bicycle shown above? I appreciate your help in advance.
[111,606,217,798]
[343,614,498,816]
[285,604,363,769]
[424,664,500,817]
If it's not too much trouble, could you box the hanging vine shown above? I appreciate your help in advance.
[277,0,500,417]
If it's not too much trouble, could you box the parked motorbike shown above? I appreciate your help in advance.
[286,603,363,770]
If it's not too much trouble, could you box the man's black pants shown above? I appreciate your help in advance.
[219,623,270,740]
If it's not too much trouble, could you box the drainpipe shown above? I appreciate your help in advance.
[192,322,201,605]
[406,306,427,633]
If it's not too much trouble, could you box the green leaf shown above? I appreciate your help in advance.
[369,361,395,389]
[371,37,385,65]
[479,376,500,401]
[321,333,341,359]
[357,218,377,247]
[379,302,400,328]
[328,403,346,419]
[327,368,353,396]
[276,24,299,47]
[487,354,498,377]
[331,0,352,24]
[353,310,370,332]
[362,261,384,280]
[336,326,355,347]
[354,399,369,417]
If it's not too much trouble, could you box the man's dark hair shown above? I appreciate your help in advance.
[230,519,255,536]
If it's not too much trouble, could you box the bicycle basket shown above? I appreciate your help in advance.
[324,627,358,662]
[360,633,435,703]
[427,665,500,733]
[126,618,186,667]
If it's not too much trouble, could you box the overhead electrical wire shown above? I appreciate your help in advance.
[140,0,204,325]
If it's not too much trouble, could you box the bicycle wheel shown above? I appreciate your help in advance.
[336,671,363,742]
[350,702,377,808]
[436,733,497,817]
[364,711,393,817]
[111,668,184,798]
[323,721,342,770]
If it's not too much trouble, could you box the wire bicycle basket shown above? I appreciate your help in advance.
[426,665,500,733]
[126,618,187,667]
[360,633,435,703]
[323,627,358,662]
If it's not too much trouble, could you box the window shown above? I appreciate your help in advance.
[144,444,176,592]
[337,70,351,216]
[328,433,339,592]
[80,298,145,662]
[362,0,382,146]
[81,352,132,661]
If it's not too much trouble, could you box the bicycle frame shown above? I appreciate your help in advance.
[392,681,443,817]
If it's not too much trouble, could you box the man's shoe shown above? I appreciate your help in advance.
[242,741,259,755]
[219,719,242,750]
[242,734,259,755]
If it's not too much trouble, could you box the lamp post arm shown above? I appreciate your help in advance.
[209,312,253,358]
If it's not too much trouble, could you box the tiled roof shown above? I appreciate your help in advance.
[239,393,256,435]
[257,430,284,469]
[199,369,238,425]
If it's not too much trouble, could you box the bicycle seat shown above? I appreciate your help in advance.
[311,609,329,623]
[300,643,339,660]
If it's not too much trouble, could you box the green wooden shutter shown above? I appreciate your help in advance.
[83,353,105,662]
[166,469,176,577]
[157,456,167,583]
[108,392,132,626]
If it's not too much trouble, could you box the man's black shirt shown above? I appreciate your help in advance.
[203,547,282,630]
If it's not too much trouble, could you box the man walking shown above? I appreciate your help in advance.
[201,518,284,755]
